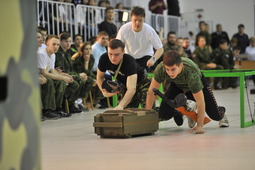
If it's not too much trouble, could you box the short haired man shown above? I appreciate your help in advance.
[70,34,83,55]
[116,6,164,70]
[38,35,72,118]
[92,31,109,72]
[146,51,227,134]
[55,32,93,112]
[97,39,151,110]
[98,7,117,38]
[232,24,249,54]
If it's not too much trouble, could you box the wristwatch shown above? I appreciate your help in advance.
[151,56,157,62]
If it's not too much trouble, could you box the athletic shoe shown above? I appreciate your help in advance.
[187,116,196,128]
[43,110,60,120]
[219,114,229,128]
[55,110,72,118]
[77,103,89,112]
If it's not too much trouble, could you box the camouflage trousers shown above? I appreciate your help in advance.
[65,75,94,105]
[126,77,151,108]
[41,77,66,110]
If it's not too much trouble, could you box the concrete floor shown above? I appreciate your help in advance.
[41,83,255,170]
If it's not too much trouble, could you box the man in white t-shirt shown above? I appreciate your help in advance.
[38,35,74,119]
[116,6,164,70]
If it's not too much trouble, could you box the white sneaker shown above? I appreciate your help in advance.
[219,114,229,127]
[186,100,197,128]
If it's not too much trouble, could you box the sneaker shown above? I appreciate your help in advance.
[173,112,184,126]
[219,114,229,128]
[69,105,82,113]
[94,103,107,109]
[55,109,72,118]
[41,115,47,121]
[218,106,226,120]
[187,116,196,128]
[43,110,60,120]
[77,103,89,112]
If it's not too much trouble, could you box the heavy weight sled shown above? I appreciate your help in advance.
[93,108,159,138]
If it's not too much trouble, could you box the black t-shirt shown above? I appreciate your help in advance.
[98,53,145,86]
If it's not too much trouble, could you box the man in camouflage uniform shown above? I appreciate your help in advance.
[55,32,94,112]
[38,35,72,118]
[212,39,237,89]
[146,51,228,134]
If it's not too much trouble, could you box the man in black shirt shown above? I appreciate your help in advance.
[98,7,117,39]
[211,24,230,50]
[97,39,151,110]
[232,24,249,54]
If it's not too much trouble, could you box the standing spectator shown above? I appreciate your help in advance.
[149,0,166,14]
[116,6,163,71]
[98,7,118,38]
[211,24,230,50]
[232,24,249,54]
[91,31,109,72]
[166,0,180,16]
[196,21,212,47]
[115,2,124,24]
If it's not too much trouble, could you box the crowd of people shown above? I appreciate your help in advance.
[37,1,255,134]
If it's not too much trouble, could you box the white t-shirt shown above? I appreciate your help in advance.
[37,48,55,72]
[116,22,163,59]
[245,46,255,61]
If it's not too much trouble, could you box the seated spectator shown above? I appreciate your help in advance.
[72,42,104,108]
[245,37,255,87]
[55,32,94,112]
[69,34,83,56]
[92,31,109,72]
[212,39,237,89]
[38,35,73,118]
[183,37,193,60]
[193,36,223,89]
[98,7,117,38]
[37,31,44,50]
[37,26,47,49]
[245,37,255,61]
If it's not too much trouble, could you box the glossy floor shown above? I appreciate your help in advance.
[41,85,255,170]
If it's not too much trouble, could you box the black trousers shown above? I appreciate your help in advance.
[159,75,225,121]
[135,55,152,71]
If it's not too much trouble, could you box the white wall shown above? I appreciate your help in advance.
[129,0,254,38]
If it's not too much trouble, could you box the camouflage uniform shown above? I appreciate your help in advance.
[212,48,237,88]
[41,76,66,110]
[55,47,93,105]
[193,47,223,88]
[153,57,224,121]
